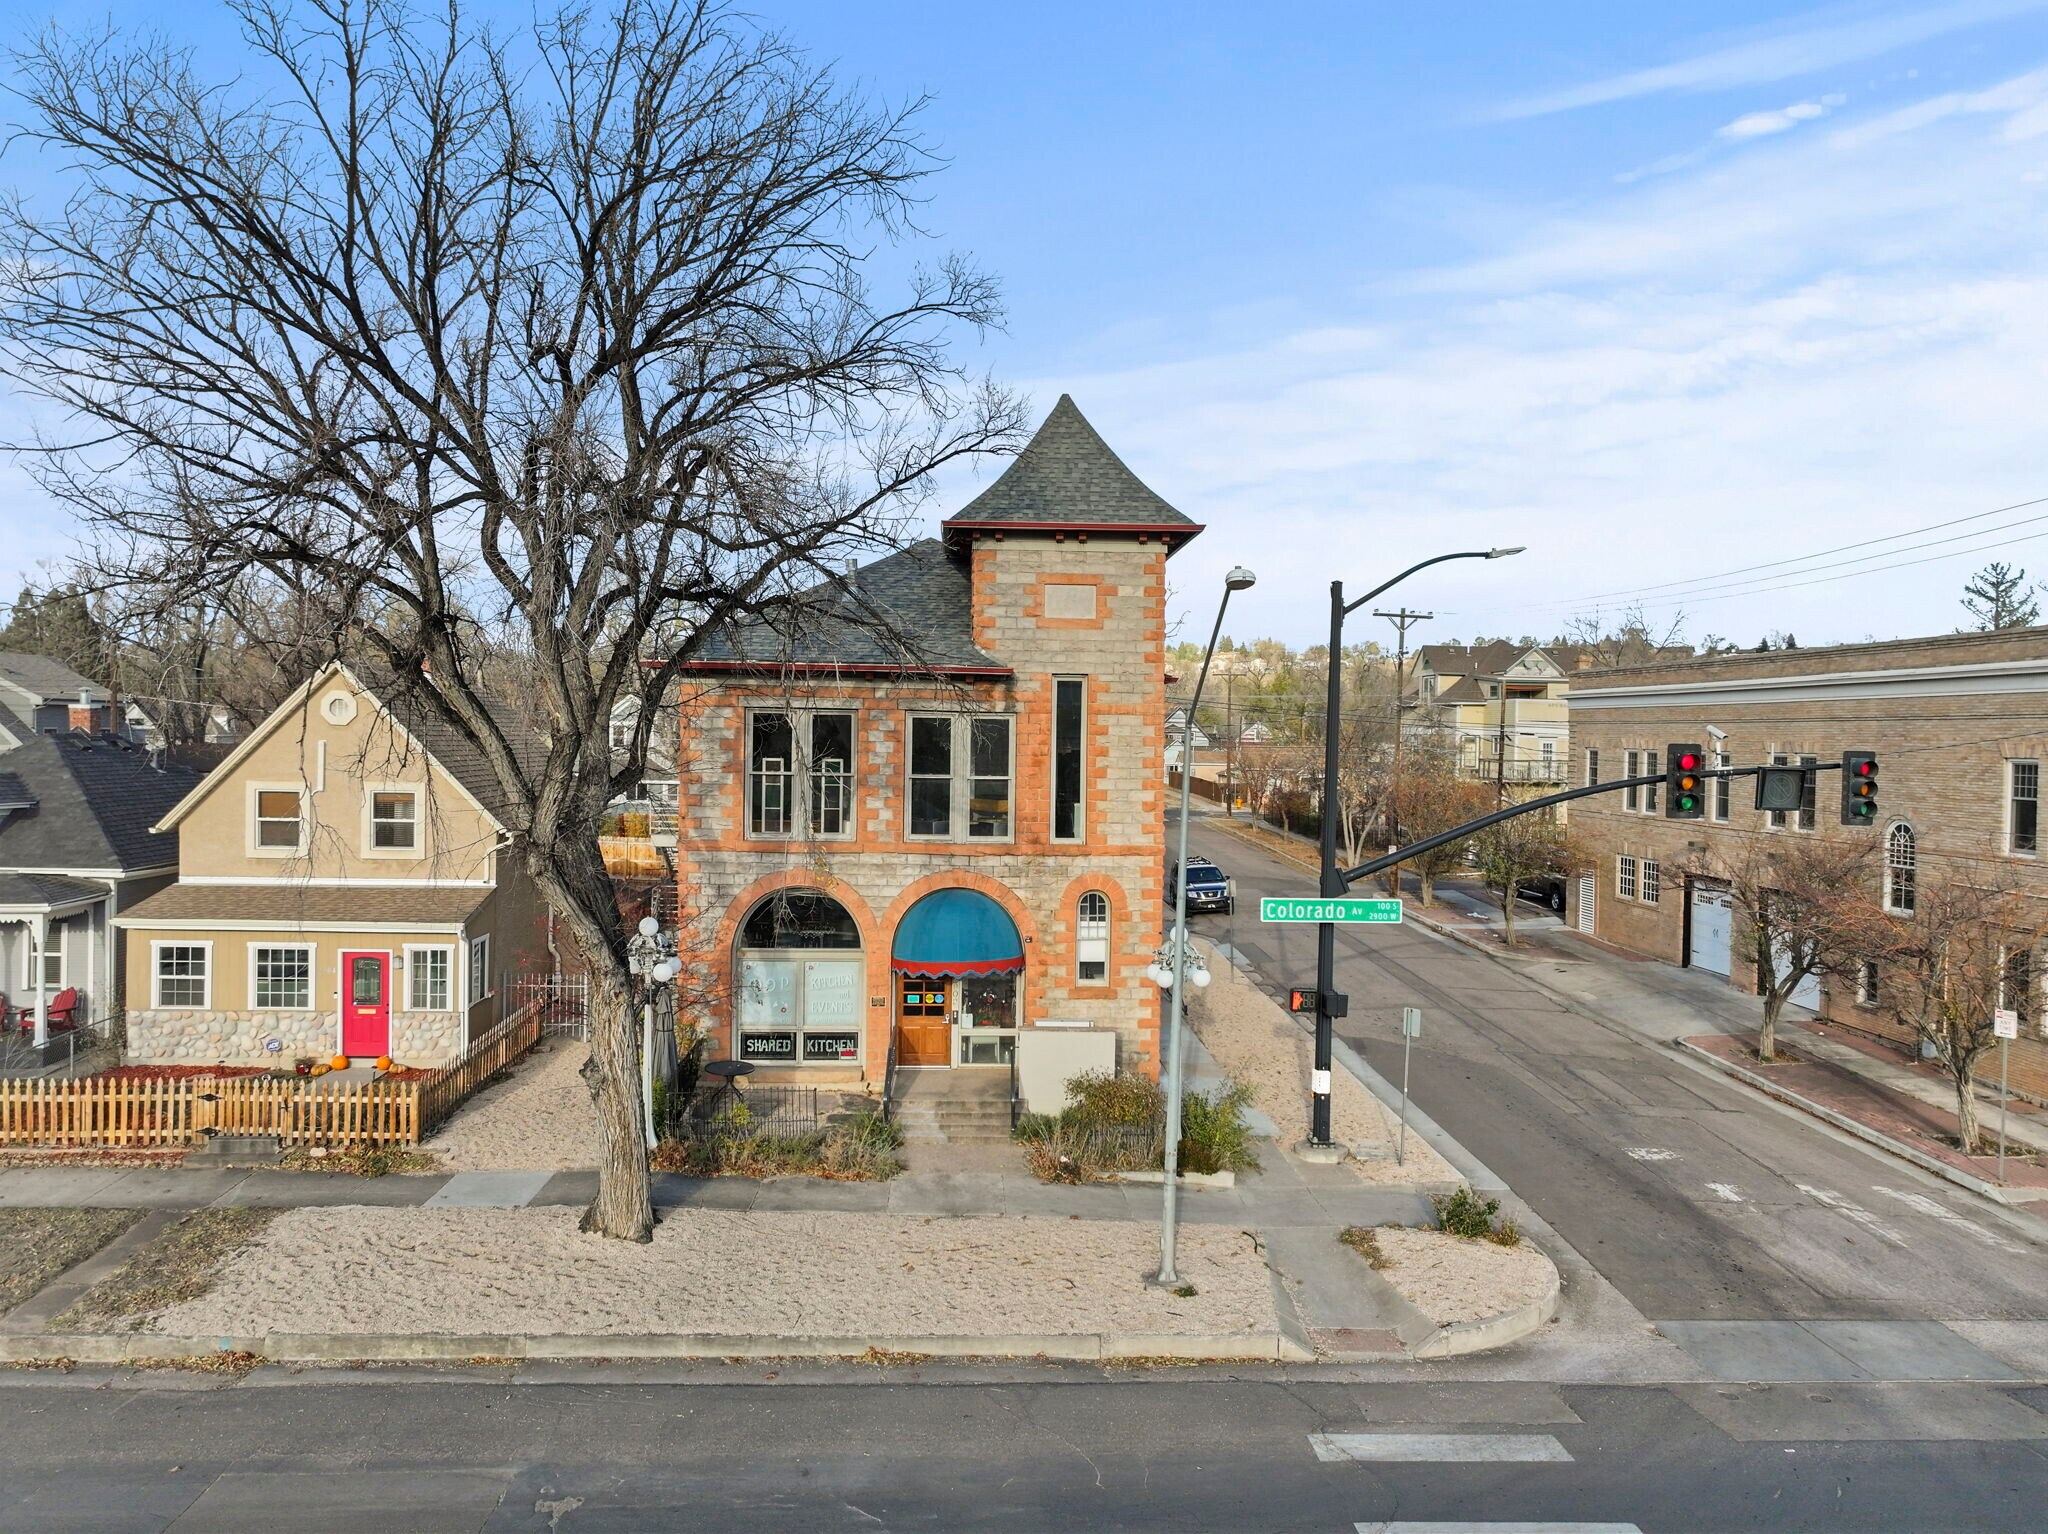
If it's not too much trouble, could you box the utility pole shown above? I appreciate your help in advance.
[1494,685,1509,805]
[1373,607,1431,797]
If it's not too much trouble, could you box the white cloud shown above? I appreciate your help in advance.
[1495,0,2046,120]
[1038,73,2048,651]
[1717,97,1837,138]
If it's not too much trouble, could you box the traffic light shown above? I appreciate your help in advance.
[1665,743,1705,819]
[1289,988,1319,1014]
[1841,751,1878,825]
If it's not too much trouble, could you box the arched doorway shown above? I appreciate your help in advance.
[734,891,864,1068]
[891,888,1023,1067]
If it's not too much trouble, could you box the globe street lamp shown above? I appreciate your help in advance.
[1156,564,1255,1285]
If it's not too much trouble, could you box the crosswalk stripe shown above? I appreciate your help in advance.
[1311,1433,1573,1463]
[1706,1182,1745,1202]
[1873,1186,2028,1252]
[1795,1183,1909,1246]
[1355,1525,1642,1533]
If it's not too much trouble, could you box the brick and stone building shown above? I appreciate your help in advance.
[1567,628,2048,1101]
[668,396,1194,1087]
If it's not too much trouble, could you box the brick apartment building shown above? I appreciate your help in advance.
[665,396,1189,1087]
[1568,627,2048,1102]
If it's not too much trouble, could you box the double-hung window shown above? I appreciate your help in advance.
[907,714,1014,840]
[154,943,210,1009]
[1640,858,1661,904]
[251,945,312,1010]
[1767,752,1790,830]
[467,935,491,1004]
[1857,960,1880,1009]
[2012,761,2039,855]
[1586,748,1600,788]
[371,790,418,851]
[748,710,856,838]
[1053,679,1086,842]
[1712,748,1732,821]
[1617,854,1638,900]
[407,946,453,1011]
[254,788,304,851]
[1796,754,1818,831]
[1623,751,1639,812]
[1886,823,1917,914]
[1644,749,1661,815]
[23,933,62,990]
[1076,892,1111,983]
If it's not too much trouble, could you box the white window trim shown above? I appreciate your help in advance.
[151,939,213,1010]
[1075,890,1111,986]
[1585,747,1600,788]
[1640,858,1661,905]
[23,930,64,991]
[1857,959,1879,1009]
[361,780,425,859]
[905,712,1017,845]
[744,707,858,842]
[1052,677,1087,844]
[1884,821,1917,915]
[2008,758,2040,858]
[403,942,455,1012]
[1622,751,1639,812]
[1617,853,1638,901]
[247,942,315,1012]
[1711,748,1732,822]
[466,934,492,1005]
[247,780,309,857]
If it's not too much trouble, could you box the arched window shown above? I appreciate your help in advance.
[1076,891,1110,983]
[1886,823,1916,914]
[735,891,862,1068]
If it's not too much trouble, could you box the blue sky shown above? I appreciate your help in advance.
[6,1,2048,653]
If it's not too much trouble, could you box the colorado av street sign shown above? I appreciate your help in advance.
[1259,896,1403,925]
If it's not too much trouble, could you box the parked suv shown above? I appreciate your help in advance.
[1516,873,1568,913]
[1167,855,1235,915]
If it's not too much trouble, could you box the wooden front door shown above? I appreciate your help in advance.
[896,976,951,1066]
[340,951,391,1057]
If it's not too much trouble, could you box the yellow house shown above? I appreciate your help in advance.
[115,661,550,1067]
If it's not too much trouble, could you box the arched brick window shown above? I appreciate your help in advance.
[1076,891,1110,984]
[1885,823,1916,915]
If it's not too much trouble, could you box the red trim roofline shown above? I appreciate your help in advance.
[657,658,1014,680]
[942,518,1203,546]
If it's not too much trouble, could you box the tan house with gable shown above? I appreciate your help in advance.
[115,661,550,1067]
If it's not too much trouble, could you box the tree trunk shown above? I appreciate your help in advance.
[1419,866,1435,906]
[1757,989,1783,1062]
[1498,886,1517,947]
[529,831,654,1243]
[1954,1057,1983,1155]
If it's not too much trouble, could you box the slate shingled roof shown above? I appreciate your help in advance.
[682,540,1005,676]
[0,871,104,909]
[117,881,489,927]
[0,731,202,873]
[350,661,551,830]
[943,395,1200,538]
[0,770,31,810]
[0,653,96,703]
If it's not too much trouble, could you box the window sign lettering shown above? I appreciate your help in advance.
[740,1031,797,1061]
[803,1032,861,1061]
[803,960,862,1030]
[737,958,797,1026]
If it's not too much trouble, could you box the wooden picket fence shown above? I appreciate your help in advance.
[0,998,544,1151]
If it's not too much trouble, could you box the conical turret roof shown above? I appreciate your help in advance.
[943,395,1200,544]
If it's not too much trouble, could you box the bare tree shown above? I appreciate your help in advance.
[1838,869,2048,1154]
[1556,603,1691,670]
[1470,807,1584,948]
[1386,747,1491,907]
[0,0,1018,1239]
[1682,836,1875,1062]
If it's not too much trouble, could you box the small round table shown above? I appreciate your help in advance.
[704,1059,756,1087]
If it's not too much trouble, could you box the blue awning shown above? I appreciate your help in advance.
[891,888,1024,977]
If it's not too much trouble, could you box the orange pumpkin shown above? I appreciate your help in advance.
[374,1055,394,1073]
[330,1054,349,1071]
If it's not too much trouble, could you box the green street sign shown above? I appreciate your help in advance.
[1259,896,1403,925]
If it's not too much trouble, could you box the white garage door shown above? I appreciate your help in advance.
[1770,934,1823,1010]
[1689,885,1734,978]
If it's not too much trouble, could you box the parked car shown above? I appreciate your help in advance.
[1167,855,1235,914]
[1516,873,1568,912]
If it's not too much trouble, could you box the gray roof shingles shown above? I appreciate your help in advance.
[0,871,104,909]
[684,539,1004,676]
[0,653,97,702]
[0,731,203,873]
[945,395,1199,534]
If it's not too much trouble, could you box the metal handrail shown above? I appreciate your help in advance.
[882,1040,899,1122]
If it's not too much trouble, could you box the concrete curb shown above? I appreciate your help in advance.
[1673,1039,2044,1206]
[1408,1263,1562,1359]
[1117,1169,1236,1189]
[0,1327,1315,1367]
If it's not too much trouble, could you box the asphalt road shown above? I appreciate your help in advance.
[1183,814,2048,1329]
[4,1375,2046,1531]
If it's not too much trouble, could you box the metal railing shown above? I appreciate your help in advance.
[668,1082,820,1141]
[882,1041,899,1122]
[1467,757,1568,784]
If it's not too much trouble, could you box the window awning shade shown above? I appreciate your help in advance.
[890,888,1023,977]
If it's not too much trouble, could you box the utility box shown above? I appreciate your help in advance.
[1015,1026,1118,1116]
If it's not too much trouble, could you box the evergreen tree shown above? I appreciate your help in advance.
[1961,561,2042,631]
[0,585,110,681]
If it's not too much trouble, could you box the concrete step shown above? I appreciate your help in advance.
[183,1133,283,1168]
[897,1125,1018,1144]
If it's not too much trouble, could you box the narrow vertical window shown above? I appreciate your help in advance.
[1886,823,1916,914]
[808,713,854,836]
[968,716,1013,838]
[909,716,953,836]
[1617,854,1637,900]
[1796,753,1818,831]
[1586,748,1600,788]
[1645,749,1661,815]
[1623,750,1639,811]
[467,935,491,1004]
[1076,891,1110,983]
[1712,748,1731,821]
[1767,751,1790,830]
[1857,960,1879,1008]
[2001,946,2036,1028]
[2012,761,2039,854]
[1053,678,1085,841]
[748,713,794,836]
[1640,858,1661,904]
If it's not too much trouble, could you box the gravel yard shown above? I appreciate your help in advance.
[423,1040,598,1171]
[1367,1225,1558,1327]
[146,1206,1279,1341]
[1187,944,1460,1186]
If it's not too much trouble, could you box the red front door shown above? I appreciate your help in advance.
[340,951,391,1057]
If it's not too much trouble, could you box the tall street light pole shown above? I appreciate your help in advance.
[1308,547,1524,1152]
[1155,564,1256,1285]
